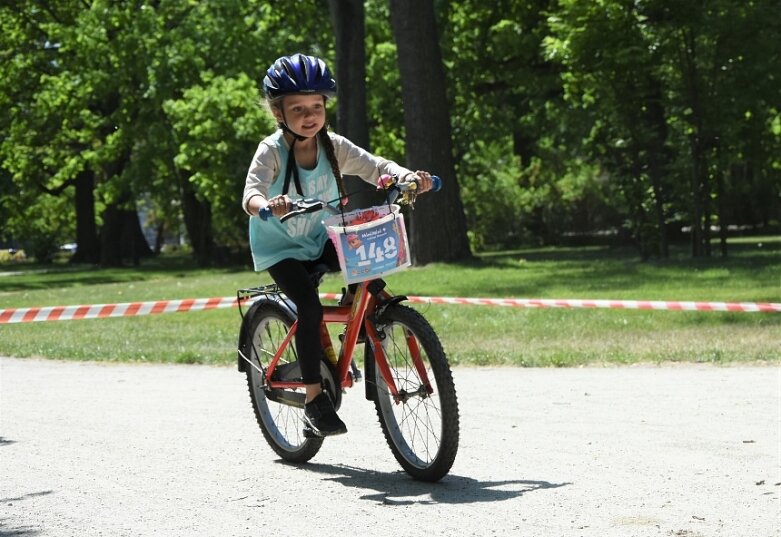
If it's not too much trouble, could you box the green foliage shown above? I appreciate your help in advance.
[164,73,273,246]
[0,0,333,258]
[3,194,72,263]
[544,0,781,255]
[365,2,405,159]
[0,0,778,262]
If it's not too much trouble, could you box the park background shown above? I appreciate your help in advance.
[1,1,779,366]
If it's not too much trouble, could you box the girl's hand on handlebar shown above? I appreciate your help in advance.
[266,195,291,218]
[412,170,434,193]
[378,172,442,206]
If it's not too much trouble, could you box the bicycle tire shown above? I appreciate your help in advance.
[366,304,459,481]
[244,302,323,462]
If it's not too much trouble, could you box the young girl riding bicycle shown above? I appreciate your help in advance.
[242,53,434,437]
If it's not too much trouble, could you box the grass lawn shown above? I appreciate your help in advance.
[1,236,779,367]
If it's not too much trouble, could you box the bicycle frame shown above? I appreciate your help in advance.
[260,278,434,402]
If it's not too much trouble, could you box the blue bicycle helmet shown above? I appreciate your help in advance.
[263,54,337,100]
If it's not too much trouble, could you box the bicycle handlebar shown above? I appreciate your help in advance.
[259,174,442,222]
[258,198,340,223]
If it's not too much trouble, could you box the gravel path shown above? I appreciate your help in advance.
[1,357,778,537]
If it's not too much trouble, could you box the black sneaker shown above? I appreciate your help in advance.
[303,392,347,437]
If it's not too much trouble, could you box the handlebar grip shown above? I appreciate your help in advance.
[258,207,272,221]
[378,174,441,191]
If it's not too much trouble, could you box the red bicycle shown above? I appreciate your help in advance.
[236,175,459,481]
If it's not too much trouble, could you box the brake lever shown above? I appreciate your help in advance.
[278,198,326,223]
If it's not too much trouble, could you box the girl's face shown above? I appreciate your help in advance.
[275,94,326,137]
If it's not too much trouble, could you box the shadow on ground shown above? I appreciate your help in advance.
[287,461,570,505]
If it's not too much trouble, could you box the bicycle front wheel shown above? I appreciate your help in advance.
[244,302,323,463]
[367,304,459,481]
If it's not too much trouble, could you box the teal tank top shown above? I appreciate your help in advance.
[249,135,340,271]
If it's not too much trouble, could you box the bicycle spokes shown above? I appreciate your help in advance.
[372,321,434,404]
[368,304,459,481]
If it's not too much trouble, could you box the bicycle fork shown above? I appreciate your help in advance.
[363,294,435,404]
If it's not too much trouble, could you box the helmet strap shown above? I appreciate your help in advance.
[278,107,309,142]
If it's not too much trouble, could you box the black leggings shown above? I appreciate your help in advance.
[267,241,342,385]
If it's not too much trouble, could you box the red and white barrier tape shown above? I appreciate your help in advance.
[360,295,781,313]
[0,297,241,324]
[1,294,779,324]
[320,294,781,313]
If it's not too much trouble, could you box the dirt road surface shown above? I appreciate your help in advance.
[1,357,778,537]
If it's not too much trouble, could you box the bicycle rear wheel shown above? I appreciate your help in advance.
[244,302,323,462]
[367,304,459,481]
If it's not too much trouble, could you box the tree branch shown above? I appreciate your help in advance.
[39,178,76,197]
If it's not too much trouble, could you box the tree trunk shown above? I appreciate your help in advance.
[180,177,215,267]
[680,28,708,257]
[328,0,382,210]
[718,165,729,257]
[100,201,152,267]
[513,130,536,169]
[644,79,669,258]
[71,169,101,264]
[329,0,368,148]
[389,0,471,264]
[689,146,706,257]
[630,150,651,261]
[98,153,152,267]
[100,204,122,267]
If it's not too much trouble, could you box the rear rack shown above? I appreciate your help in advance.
[236,264,336,319]
[236,284,282,318]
